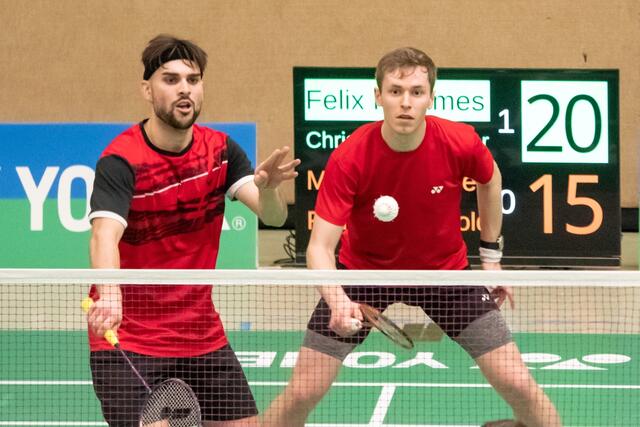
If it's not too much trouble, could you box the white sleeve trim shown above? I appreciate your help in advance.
[88,211,128,228]
[226,175,254,200]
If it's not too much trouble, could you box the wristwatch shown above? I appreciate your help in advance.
[480,235,504,251]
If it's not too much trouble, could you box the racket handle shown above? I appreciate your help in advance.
[81,297,120,347]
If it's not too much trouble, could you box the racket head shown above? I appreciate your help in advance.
[359,303,414,350]
[139,378,202,427]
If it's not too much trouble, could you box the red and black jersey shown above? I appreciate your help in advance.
[88,121,254,357]
[315,116,494,270]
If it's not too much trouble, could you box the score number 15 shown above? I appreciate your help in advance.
[530,174,603,235]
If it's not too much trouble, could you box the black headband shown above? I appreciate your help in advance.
[143,45,198,80]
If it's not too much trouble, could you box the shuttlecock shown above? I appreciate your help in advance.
[350,318,363,333]
[373,195,399,222]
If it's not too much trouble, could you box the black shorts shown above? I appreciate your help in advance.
[305,264,510,359]
[307,284,498,340]
[90,344,258,426]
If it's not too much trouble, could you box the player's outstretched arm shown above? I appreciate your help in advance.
[308,215,363,336]
[236,146,300,227]
[88,217,124,337]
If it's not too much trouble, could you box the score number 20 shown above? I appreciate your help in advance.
[519,81,609,165]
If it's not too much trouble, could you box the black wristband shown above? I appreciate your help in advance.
[480,235,504,251]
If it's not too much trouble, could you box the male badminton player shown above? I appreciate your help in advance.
[263,47,560,427]
[85,34,299,426]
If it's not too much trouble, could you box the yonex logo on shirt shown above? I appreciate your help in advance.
[430,186,444,194]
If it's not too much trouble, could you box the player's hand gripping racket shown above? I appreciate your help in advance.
[352,303,414,349]
[82,298,202,427]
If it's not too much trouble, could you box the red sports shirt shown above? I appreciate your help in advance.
[87,121,254,357]
[315,116,494,270]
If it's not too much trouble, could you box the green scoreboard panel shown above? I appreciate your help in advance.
[294,67,620,267]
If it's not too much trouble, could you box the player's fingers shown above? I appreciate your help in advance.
[506,289,515,309]
[280,145,291,158]
[353,304,364,321]
[255,150,280,173]
[277,158,301,171]
[88,310,103,332]
[492,290,506,308]
[265,147,289,168]
[254,170,268,187]
[278,171,298,181]
[329,316,353,337]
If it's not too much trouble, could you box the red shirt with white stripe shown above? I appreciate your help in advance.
[88,121,253,357]
[315,116,494,270]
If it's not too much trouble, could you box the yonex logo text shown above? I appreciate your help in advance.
[430,186,444,194]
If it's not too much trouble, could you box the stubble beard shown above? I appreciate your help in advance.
[155,103,201,130]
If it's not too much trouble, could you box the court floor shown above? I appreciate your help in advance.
[0,231,637,425]
[1,330,639,426]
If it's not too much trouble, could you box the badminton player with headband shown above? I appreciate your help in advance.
[85,34,299,427]
[264,48,561,427]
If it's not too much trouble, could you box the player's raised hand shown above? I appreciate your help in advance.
[254,146,300,190]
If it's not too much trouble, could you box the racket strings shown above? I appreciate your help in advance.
[360,304,415,349]
[140,379,201,427]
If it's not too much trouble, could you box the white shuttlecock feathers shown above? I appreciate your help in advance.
[373,195,399,222]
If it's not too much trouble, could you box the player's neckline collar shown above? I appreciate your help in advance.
[139,119,194,157]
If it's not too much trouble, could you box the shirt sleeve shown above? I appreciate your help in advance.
[461,131,495,184]
[314,155,358,226]
[225,137,255,200]
[89,155,135,228]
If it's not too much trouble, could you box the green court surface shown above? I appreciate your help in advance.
[1,331,638,426]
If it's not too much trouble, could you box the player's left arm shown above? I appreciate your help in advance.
[476,161,514,308]
[235,146,300,227]
[476,160,503,253]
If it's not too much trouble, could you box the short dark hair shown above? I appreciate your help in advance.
[375,47,437,93]
[141,34,208,80]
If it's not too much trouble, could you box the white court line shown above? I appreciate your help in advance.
[0,423,493,427]
[0,424,588,427]
[369,385,396,426]
[249,381,640,389]
[0,380,93,385]
[307,425,478,427]
[2,380,640,389]
[0,423,107,426]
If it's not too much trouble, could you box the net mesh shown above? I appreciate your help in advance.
[1,269,639,426]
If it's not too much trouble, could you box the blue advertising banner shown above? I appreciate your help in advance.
[0,123,257,268]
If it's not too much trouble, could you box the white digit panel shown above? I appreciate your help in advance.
[521,81,609,164]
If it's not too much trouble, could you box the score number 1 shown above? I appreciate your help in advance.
[530,174,603,235]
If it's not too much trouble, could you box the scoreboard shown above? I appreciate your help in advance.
[293,67,620,267]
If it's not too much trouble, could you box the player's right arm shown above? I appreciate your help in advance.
[86,154,134,338]
[307,215,362,336]
[88,217,125,337]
